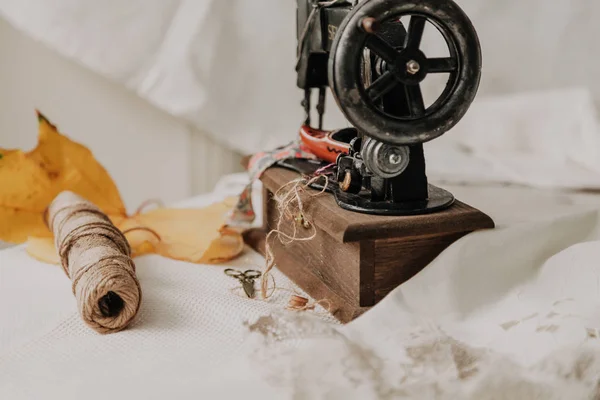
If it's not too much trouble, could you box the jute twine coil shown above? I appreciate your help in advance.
[47,191,142,334]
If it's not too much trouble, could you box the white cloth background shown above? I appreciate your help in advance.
[2,0,600,156]
[2,1,600,398]
[426,87,600,190]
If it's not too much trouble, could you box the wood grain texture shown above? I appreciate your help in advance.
[359,241,376,307]
[261,168,351,242]
[246,166,496,323]
[264,188,361,306]
[373,232,469,302]
[242,228,266,255]
[261,167,495,242]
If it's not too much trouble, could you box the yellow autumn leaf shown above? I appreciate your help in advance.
[26,236,60,265]
[26,204,244,265]
[1,112,244,265]
[0,111,126,243]
[118,202,244,264]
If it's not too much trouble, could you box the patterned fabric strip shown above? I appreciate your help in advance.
[228,141,317,226]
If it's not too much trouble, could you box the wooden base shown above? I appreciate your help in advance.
[245,166,495,323]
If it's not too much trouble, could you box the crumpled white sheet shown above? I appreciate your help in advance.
[3,0,600,190]
[2,1,600,396]
[426,87,600,190]
[2,172,600,399]
[209,209,600,399]
[4,0,600,162]
[0,0,312,155]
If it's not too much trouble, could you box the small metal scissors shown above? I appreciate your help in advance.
[224,269,262,299]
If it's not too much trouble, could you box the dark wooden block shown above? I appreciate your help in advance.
[246,166,495,323]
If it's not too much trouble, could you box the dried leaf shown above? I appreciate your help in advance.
[202,226,246,264]
[26,237,59,265]
[119,202,244,264]
[0,112,126,243]
[6,112,244,264]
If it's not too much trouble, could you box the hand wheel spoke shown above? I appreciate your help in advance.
[427,57,458,73]
[405,84,426,117]
[366,71,399,101]
[366,35,399,64]
[405,16,426,50]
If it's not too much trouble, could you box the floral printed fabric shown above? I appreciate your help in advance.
[228,141,317,226]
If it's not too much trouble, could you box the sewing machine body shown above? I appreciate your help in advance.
[294,0,483,216]
[249,0,494,322]
[296,0,354,90]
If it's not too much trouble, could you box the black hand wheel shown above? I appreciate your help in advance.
[328,0,482,145]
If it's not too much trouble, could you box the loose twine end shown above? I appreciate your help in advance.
[133,199,164,216]
[259,174,331,313]
[228,276,332,316]
[286,294,332,313]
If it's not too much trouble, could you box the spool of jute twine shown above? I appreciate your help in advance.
[47,191,142,334]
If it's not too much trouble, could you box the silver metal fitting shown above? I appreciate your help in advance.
[361,137,410,179]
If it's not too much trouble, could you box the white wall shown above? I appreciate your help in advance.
[0,16,188,212]
[0,16,243,216]
[2,0,599,207]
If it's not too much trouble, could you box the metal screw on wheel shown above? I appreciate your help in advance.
[328,0,482,146]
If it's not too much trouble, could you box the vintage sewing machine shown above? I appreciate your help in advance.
[251,0,494,322]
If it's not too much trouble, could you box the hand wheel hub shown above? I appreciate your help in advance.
[406,60,420,75]
[392,48,428,84]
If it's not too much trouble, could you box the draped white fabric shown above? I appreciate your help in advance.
[426,87,600,190]
[2,0,600,156]
[2,173,600,399]
[2,1,600,397]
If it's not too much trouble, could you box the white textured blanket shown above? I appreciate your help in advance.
[1,173,600,399]
[2,1,600,395]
